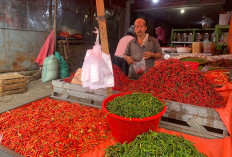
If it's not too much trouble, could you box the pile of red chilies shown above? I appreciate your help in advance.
[0,98,112,156]
[113,59,225,108]
[63,73,75,83]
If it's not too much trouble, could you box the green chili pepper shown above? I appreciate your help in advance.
[104,131,207,157]
[106,93,165,119]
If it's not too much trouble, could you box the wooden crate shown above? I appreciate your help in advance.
[51,79,107,109]
[160,100,229,139]
[51,79,229,139]
[0,73,27,96]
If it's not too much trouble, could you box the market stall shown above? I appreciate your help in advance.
[0,0,231,156]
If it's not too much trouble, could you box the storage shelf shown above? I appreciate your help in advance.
[171,25,229,48]
[172,42,193,44]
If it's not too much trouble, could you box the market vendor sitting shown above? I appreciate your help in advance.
[114,25,135,76]
[123,18,162,79]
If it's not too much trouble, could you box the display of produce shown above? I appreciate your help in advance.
[105,131,207,157]
[113,59,225,108]
[180,57,208,64]
[106,92,165,119]
[63,73,74,83]
[0,98,112,156]
[204,71,229,85]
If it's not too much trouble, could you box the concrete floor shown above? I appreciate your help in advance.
[0,79,52,156]
[0,79,52,113]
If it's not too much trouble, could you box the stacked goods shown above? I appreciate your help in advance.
[106,93,165,119]
[105,131,207,157]
[113,59,225,108]
[0,73,27,96]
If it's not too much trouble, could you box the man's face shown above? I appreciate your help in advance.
[134,20,147,37]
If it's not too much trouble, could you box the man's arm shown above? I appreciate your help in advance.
[124,42,134,64]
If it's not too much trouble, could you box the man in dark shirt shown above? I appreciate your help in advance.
[124,18,162,79]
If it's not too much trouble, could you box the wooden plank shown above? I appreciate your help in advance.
[0,82,26,92]
[50,96,102,109]
[163,100,227,130]
[96,0,109,54]
[0,87,26,96]
[0,73,24,80]
[53,79,108,96]
[53,0,57,51]
[53,87,106,102]
[67,90,105,102]
[52,80,64,88]
[1,78,27,85]
[159,121,228,139]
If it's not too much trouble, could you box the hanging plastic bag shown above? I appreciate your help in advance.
[81,28,114,89]
[133,58,146,75]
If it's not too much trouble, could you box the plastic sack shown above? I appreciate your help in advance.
[133,58,146,75]
[81,44,114,89]
[54,52,70,79]
[42,55,59,82]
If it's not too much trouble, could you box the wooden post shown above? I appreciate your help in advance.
[49,0,52,30]
[53,0,58,52]
[95,0,109,54]
[95,0,113,96]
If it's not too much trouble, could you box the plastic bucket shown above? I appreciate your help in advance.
[183,62,199,70]
[102,92,166,143]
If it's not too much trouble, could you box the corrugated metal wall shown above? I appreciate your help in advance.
[0,29,48,72]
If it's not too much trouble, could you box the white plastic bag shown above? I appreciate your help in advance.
[81,28,114,89]
[133,58,146,75]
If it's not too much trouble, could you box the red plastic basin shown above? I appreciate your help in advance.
[102,92,166,143]
[183,62,199,70]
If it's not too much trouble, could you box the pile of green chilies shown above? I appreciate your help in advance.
[105,131,207,157]
[106,93,165,119]
[181,57,208,64]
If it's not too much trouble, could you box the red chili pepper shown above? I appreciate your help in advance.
[0,98,113,156]
[113,59,225,108]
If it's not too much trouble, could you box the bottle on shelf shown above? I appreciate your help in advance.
[182,33,188,42]
[196,33,203,42]
[203,33,210,42]
[177,33,182,42]
[210,32,215,42]
[188,33,193,42]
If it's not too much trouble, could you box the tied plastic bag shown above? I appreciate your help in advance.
[133,58,146,75]
[81,28,114,89]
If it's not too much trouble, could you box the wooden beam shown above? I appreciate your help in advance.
[53,0,57,52]
[95,0,109,54]
[49,0,52,30]
[95,0,113,96]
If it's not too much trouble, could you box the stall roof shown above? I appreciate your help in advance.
[132,0,228,27]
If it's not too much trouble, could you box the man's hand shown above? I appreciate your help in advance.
[124,55,134,64]
[143,51,162,59]
[143,51,154,59]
